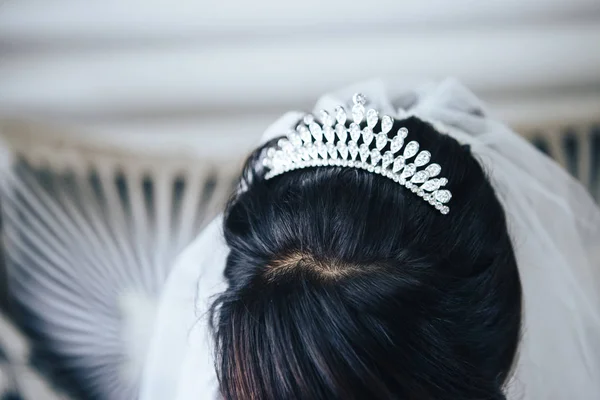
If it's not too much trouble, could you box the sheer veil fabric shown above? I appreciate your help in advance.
[139,79,600,400]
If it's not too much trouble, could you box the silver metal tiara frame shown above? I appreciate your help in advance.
[262,93,452,214]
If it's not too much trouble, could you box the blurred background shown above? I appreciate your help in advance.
[0,1,599,399]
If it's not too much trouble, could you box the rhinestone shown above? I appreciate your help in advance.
[390,135,404,153]
[350,123,361,142]
[411,186,418,193]
[434,190,452,204]
[359,144,370,162]
[309,122,323,142]
[440,206,449,215]
[421,179,441,192]
[362,127,374,146]
[398,127,408,138]
[327,142,338,159]
[278,138,291,152]
[303,114,315,125]
[299,147,309,161]
[439,178,448,186]
[317,142,328,159]
[353,93,366,105]
[425,163,441,177]
[348,161,355,167]
[289,132,302,148]
[336,124,348,142]
[267,148,276,158]
[401,163,416,178]
[417,189,424,196]
[291,151,301,163]
[352,103,365,124]
[366,109,378,128]
[374,166,381,173]
[411,171,429,184]
[309,144,318,159]
[392,156,405,173]
[299,147,308,161]
[370,149,382,165]
[274,157,298,170]
[323,125,335,143]
[381,115,393,134]
[376,133,387,150]
[342,160,348,167]
[335,106,347,125]
[414,151,431,167]
[382,151,394,168]
[435,203,443,210]
[320,110,334,127]
[299,125,312,144]
[348,141,359,160]
[337,142,348,159]
[403,141,419,158]
[405,182,413,189]
[367,165,374,172]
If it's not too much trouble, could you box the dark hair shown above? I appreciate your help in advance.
[210,116,522,400]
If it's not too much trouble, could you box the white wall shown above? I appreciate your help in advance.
[0,0,599,152]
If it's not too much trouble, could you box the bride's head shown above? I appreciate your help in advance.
[211,115,522,400]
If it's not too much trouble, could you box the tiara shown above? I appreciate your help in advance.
[262,93,452,214]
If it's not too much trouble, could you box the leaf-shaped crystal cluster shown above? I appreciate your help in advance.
[263,93,452,214]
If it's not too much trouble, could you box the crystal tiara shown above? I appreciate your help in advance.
[262,93,452,214]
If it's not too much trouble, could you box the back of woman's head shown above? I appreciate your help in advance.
[211,116,522,400]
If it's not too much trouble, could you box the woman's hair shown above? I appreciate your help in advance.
[210,116,522,400]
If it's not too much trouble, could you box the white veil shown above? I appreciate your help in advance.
[140,79,600,400]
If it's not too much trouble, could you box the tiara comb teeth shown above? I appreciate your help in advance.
[262,93,452,214]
